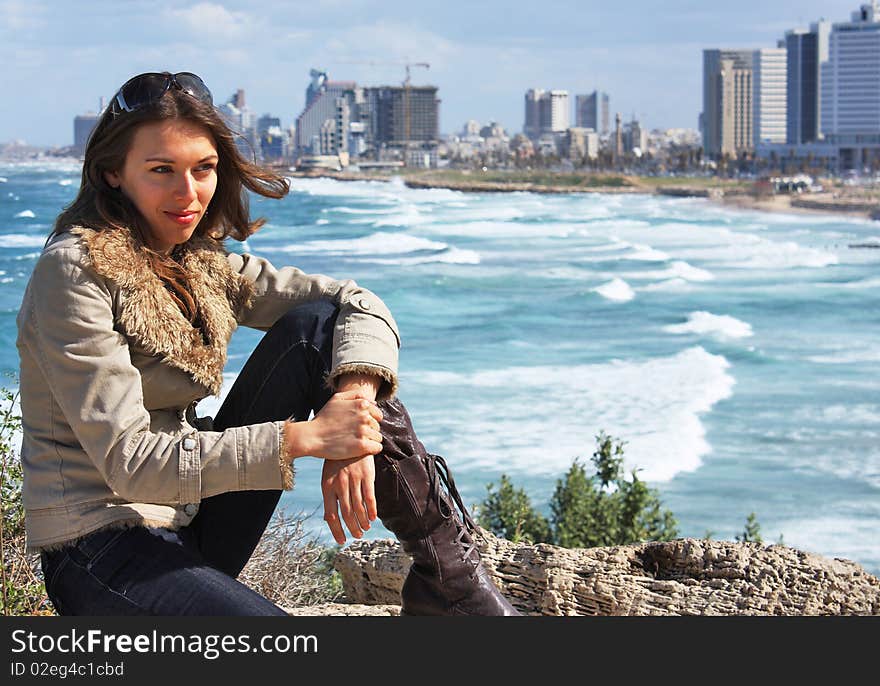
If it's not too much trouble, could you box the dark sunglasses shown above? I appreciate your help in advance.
[110,71,213,116]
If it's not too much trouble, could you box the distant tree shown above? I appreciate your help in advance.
[736,512,763,544]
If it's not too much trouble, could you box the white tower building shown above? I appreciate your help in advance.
[753,48,787,145]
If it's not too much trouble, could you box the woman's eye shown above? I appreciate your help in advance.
[195,164,216,174]
[150,165,172,173]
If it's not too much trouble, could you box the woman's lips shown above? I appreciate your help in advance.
[164,210,198,225]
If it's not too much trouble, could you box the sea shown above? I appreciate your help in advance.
[1,159,878,576]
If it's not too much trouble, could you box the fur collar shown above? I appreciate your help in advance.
[71,226,254,396]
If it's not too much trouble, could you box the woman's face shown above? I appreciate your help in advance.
[105,119,218,253]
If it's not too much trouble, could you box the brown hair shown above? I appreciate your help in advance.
[54,77,290,322]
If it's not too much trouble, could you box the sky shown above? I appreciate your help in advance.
[0,0,870,147]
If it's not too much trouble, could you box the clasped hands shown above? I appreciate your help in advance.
[283,373,383,544]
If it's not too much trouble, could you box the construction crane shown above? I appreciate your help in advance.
[337,60,430,164]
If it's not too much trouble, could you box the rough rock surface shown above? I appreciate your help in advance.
[283,603,401,616]
[333,531,880,616]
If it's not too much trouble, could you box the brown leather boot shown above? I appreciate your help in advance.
[374,398,521,616]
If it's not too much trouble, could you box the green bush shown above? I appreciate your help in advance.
[478,431,679,548]
[478,475,552,544]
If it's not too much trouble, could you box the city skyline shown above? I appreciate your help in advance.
[0,0,867,146]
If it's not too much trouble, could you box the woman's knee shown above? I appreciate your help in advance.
[271,298,340,348]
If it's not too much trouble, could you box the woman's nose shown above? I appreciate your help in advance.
[174,172,198,201]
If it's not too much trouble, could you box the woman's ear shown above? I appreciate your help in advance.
[104,170,121,189]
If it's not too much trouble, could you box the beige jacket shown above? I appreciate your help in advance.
[16,226,400,551]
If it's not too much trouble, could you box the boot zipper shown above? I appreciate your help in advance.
[389,460,421,517]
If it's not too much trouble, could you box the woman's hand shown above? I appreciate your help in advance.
[321,455,377,544]
[283,389,383,461]
[320,372,383,543]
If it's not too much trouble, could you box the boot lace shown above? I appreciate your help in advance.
[425,453,480,566]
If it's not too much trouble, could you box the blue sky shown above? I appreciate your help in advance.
[0,0,868,146]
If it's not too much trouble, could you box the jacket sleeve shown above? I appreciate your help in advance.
[25,246,289,506]
[228,251,400,399]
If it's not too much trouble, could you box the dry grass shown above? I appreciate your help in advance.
[1,387,54,615]
[237,510,344,609]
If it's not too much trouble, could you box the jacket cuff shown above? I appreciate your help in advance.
[196,422,293,499]
[327,362,398,401]
[278,421,294,490]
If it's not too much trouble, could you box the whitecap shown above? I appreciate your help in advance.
[371,247,480,266]
[328,206,397,215]
[0,177,7,183]
[591,278,635,302]
[628,244,669,261]
[640,278,691,292]
[625,260,714,282]
[405,346,735,483]
[807,347,880,364]
[663,311,753,340]
[58,179,74,186]
[278,231,447,256]
[14,210,35,218]
[0,234,46,248]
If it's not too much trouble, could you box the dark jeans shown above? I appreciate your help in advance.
[41,299,340,616]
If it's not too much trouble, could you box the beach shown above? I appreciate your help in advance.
[285,168,880,221]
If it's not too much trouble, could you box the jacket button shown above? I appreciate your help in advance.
[358,297,371,310]
[183,437,197,451]
[184,503,198,516]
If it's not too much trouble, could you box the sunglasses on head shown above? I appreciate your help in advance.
[110,71,213,116]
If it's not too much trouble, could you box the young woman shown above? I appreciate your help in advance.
[17,71,519,616]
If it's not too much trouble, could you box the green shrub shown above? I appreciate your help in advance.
[476,474,552,544]
[478,431,679,548]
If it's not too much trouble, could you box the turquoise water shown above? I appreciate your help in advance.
[3,160,878,575]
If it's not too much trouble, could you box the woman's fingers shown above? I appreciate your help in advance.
[362,470,378,522]
[322,485,346,545]
[321,457,377,543]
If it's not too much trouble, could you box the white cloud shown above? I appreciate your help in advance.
[165,2,253,40]
[0,0,47,32]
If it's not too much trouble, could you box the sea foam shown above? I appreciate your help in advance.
[278,231,447,256]
[0,234,46,248]
[14,210,35,219]
[592,278,635,302]
[664,311,754,340]
[405,346,735,483]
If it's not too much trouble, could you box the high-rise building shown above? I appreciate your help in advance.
[219,89,257,159]
[753,47,787,145]
[702,49,755,158]
[524,89,544,139]
[822,3,880,137]
[820,3,880,167]
[73,113,100,156]
[575,91,610,135]
[72,98,105,155]
[257,114,281,137]
[365,86,439,146]
[523,89,569,138]
[547,90,569,132]
[785,21,830,143]
[295,72,357,156]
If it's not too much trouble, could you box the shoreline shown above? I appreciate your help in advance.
[285,169,880,221]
